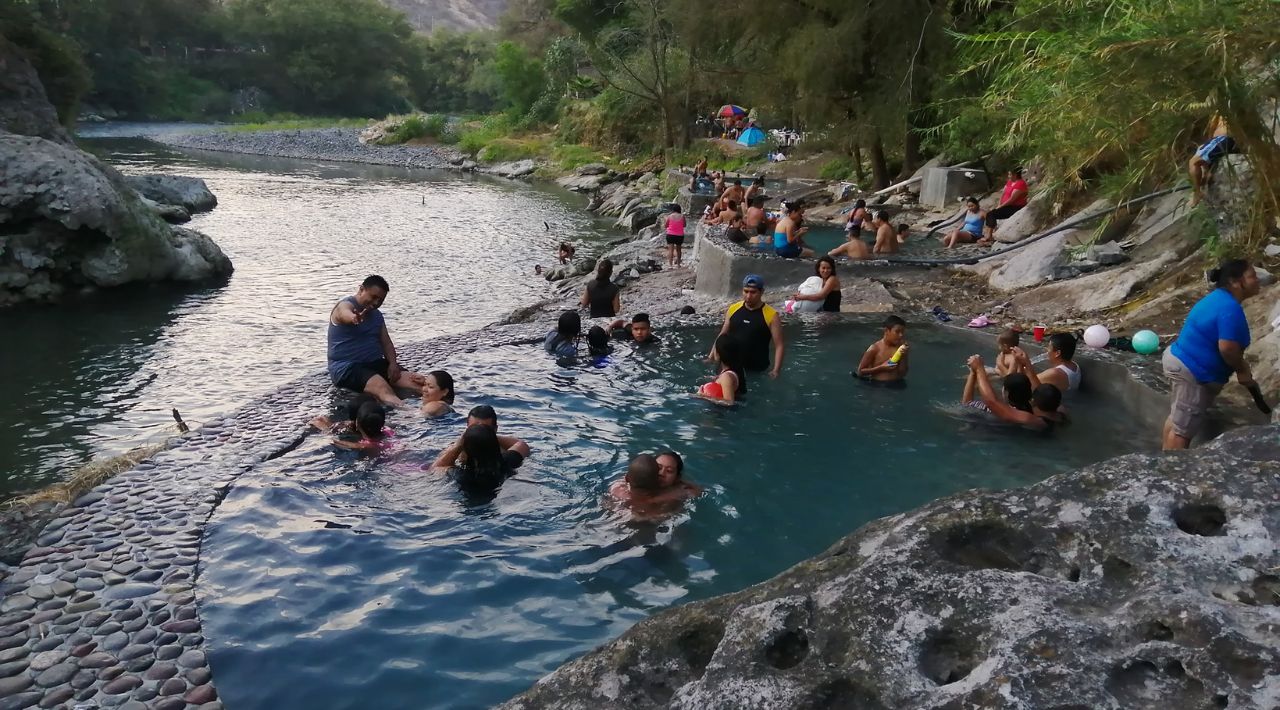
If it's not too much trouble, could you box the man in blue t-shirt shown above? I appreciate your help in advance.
[327,275,425,407]
[1161,261,1261,449]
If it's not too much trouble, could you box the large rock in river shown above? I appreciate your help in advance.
[0,30,232,306]
[0,134,232,305]
[125,174,218,213]
[501,425,1280,709]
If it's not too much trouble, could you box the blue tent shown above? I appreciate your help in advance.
[737,126,765,147]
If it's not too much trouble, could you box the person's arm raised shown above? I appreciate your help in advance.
[968,355,1043,429]
[332,300,364,326]
[429,436,465,472]
[1012,347,1042,388]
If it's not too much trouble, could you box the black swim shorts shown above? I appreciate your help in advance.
[333,358,390,392]
[666,234,685,246]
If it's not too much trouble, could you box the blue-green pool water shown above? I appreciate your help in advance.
[200,322,1154,709]
[803,224,939,257]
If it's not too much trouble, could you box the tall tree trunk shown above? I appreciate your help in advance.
[852,143,866,184]
[870,133,890,190]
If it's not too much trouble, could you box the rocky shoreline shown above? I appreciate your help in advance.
[155,127,468,171]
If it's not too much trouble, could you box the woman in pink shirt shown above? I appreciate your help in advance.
[663,204,687,267]
[979,169,1029,244]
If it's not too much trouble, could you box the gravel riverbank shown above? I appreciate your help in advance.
[156,127,467,170]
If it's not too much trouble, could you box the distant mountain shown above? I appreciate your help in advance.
[380,0,509,32]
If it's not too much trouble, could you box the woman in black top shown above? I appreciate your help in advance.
[790,256,843,312]
[581,259,621,318]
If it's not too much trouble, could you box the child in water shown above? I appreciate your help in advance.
[857,315,910,382]
[310,394,392,452]
[995,329,1020,377]
[607,454,683,520]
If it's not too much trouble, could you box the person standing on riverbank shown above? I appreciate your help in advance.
[1161,259,1262,449]
[709,274,785,378]
[663,205,687,268]
[327,275,425,407]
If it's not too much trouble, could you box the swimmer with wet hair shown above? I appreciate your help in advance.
[587,325,613,357]
[421,370,456,418]
[309,394,390,451]
[431,423,525,492]
[656,450,703,499]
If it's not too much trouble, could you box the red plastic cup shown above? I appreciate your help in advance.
[1033,325,1046,343]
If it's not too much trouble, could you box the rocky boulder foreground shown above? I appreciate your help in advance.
[0,34,232,306]
[502,426,1280,709]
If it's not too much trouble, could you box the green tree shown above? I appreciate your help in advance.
[956,0,1280,247]
[492,40,546,116]
[228,0,417,115]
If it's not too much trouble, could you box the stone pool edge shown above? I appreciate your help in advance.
[0,314,1208,709]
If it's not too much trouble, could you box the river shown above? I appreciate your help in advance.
[0,135,620,498]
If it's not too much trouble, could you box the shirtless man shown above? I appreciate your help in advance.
[743,197,769,236]
[708,200,740,226]
[722,179,746,208]
[327,275,425,407]
[857,315,909,382]
[871,211,899,255]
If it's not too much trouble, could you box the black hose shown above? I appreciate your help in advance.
[889,185,1190,267]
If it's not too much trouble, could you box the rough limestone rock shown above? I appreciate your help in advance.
[125,175,218,213]
[0,35,73,146]
[838,278,896,313]
[0,36,231,306]
[991,191,1051,244]
[1126,192,1192,250]
[1011,250,1177,320]
[138,195,191,224]
[987,232,1070,291]
[576,163,609,176]
[1204,155,1254,246]
[0,134,232,305]
[558,173,610,192]
[485,159,538,178]
[501,425,1280,710]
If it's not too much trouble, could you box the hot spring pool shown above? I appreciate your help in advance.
[801,224,941,257]
[200,321,1154,709]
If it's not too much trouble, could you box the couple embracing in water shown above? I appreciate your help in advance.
[608,452,703,521]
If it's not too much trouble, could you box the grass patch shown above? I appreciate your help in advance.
[818,157,857,181]
[479,136,550,162]
[551,143,606,170]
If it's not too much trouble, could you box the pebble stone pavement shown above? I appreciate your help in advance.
[0,324,545,710]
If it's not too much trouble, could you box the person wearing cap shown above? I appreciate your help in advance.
[708,274,785,378]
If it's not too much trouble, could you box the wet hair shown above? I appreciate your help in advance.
[587,326,611,355]
[733,179,742,186]
[875,210,890,222]
[656,450,685,478]
[1033,384,1062,413]
[854,199,867,209]
[714,333,745,377]
[344,393,380,422]
[1209,259,1252,289]
[467,405,497,425]
[557,310,581,339]
[752,196,765,207]
[595,259,614,286]
[724,200,738,211]
[752,177,764,185]
[1002,373,1034,412]
[427,370,455,404]
[997,329,1020,347]
[815,256,837,277]
[897,223,909,234]
[782,200,803,213]
[883,315,906,330]
[362,274,389,292]
[669,203,682,214]
[626,454,661,491]
[632,312,650,324]
[355,401,386,440]
[1048,333,1077,361]
[456,424,506,490]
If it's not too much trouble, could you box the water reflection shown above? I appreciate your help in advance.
[0,139,622,496]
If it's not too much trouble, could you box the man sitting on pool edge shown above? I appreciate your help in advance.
[327,274,426,407]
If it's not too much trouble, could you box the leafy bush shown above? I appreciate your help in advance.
[479,136,549,162]
[819,157,857,181]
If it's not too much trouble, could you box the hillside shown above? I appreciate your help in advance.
[380,0,508,32]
